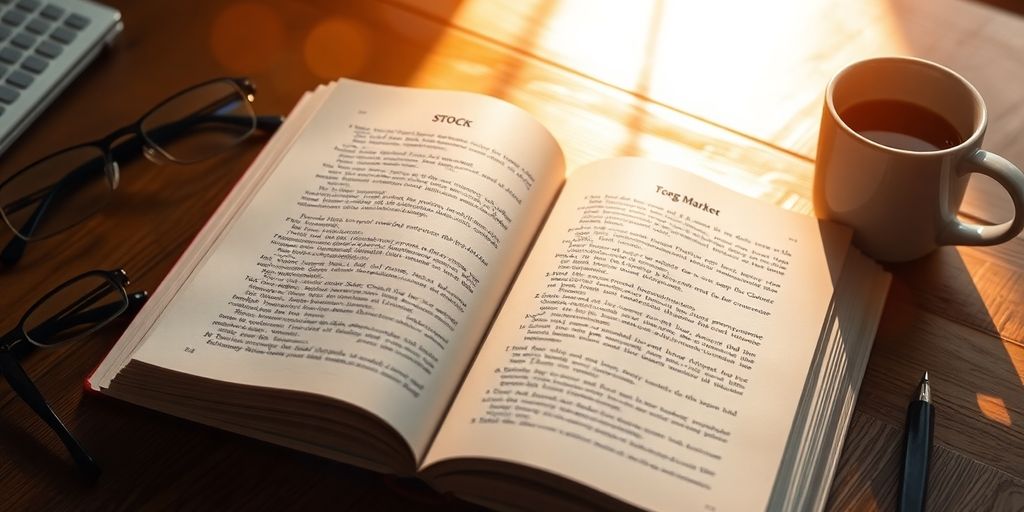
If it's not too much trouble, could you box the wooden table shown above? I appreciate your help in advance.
[2,0,1022,509]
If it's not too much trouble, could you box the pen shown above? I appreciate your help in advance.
[898,371,934,512]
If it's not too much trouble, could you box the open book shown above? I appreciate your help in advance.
[89,80,890,512]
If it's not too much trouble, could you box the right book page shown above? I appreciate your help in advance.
[422,157,854,511]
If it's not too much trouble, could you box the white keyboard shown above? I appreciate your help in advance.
[0,0,121,155]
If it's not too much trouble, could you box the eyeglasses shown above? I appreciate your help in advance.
[0,268,147,478]
[0,77,283,266]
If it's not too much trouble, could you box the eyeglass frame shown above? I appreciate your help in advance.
[0,76,284,266]
[0,268,148,478]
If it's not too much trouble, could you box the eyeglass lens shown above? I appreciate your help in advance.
[23,273,128,347]
[141,80,257,163]
[0,79,259,242]
[0,146,114,241]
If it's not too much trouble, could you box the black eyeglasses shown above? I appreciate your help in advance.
[0,268,147,478]
[0,77,284,266]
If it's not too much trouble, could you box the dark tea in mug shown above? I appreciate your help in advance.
[838,99,963,152]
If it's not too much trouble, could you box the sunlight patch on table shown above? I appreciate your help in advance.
[976,393,1013,427]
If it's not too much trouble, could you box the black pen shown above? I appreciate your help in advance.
[899,371,934,512]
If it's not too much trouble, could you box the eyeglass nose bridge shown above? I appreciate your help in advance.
[97,129,133,192]
[104,156,120,191]
[141,144,172,166]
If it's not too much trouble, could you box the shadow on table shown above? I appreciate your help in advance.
[834,243,1024,508]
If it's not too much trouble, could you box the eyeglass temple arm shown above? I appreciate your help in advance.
[140,114,283,148]
[1,114,283,266]
[22,291,149,347]
[256,115,284,131]
[126,290,149,312]
[0,351,100,478]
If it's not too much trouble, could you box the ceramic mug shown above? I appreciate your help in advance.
[813,56,1024,262]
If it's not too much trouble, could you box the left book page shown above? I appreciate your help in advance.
[89,79,565,466]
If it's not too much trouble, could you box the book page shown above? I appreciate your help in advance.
[423,158,851,511]
[125,80,565,459]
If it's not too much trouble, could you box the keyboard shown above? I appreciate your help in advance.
[0,0,121,155]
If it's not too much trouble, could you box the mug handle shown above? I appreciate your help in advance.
[939,150,1024,246]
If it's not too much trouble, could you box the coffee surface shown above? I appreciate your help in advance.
[839,99,963,152]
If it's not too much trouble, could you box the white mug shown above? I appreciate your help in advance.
[813,56,1024,262]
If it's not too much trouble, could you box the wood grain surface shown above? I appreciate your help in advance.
[0,0,1021,510]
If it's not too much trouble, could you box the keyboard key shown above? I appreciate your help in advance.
[0,63,7,77]
[11,31,35,49]
[0,84,18,103]
[39,4,63,20]
[25,17,48,34]
[50,25,74,44]
[6,68,31,88]
[0,46,22,63]
[2,9,27,26]
[64,13,88,30]
[34,38,58,57]
[15,0,40,12]
[0,25,11,41]
[19,53,43,72]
